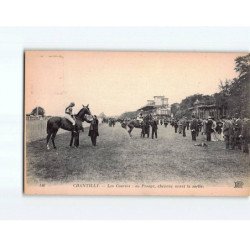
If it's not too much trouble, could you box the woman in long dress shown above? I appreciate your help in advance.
[211,118,218,141]
[216,119,224,141]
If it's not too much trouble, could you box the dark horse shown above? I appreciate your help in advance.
[46,105,91,149]
[121,116,151,138]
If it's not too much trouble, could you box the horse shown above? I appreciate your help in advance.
[46,105,92,149]
[121,116,151,138]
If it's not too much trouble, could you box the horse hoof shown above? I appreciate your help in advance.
[46,145,50,150]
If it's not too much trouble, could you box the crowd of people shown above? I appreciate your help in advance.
[92,109,250,153]
[61,102,250,152]
[170,115,250,154]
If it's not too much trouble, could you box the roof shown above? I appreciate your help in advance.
[189,104,217,110]
[138,105,156,111]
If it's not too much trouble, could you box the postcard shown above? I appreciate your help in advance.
[24,51,250,196]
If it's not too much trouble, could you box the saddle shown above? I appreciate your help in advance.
[62,117,83,132]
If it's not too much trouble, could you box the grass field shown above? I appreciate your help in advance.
[26,123,250,186]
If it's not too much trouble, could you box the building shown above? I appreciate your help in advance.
[189,99,227,119]
[139,95,171,117]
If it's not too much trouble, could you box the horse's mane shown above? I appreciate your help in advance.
[75,108,84,117]
[75,106,91,120]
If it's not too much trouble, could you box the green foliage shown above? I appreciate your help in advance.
[219,54,250,117]
[30,106,45,116]
[98,112,107,118]
[119,110,138,120]
[170,103,180,117]
[175,53,250,118]
[175,94,215,119]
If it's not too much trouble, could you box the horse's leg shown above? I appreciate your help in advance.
[91,135,95,146]
[51,130,58,149]
[74,132,79,147]
[46,132,52,150]
[128,127,133,137]
[141,127,144,138]
[70,131,74,147]
[93,135,97,146]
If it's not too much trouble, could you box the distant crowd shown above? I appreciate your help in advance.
[103,113,250,154]
[170,115,250,154]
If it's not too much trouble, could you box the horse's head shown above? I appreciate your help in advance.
[121,122,127,129]
[76,104,92,122]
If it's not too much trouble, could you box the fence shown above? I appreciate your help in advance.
[26,119,57,142]
[26,119,91,142]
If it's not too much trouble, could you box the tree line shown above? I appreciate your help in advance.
[171,53,250,119]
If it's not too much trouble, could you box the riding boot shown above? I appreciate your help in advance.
[73,124,77,134]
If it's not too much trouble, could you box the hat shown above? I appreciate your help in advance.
[208,116,212,119]
[70,102,75,106]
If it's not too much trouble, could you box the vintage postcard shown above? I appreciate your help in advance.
[24,51,250,196]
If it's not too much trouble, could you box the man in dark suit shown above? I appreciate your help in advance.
[240,118,250,154]
[222,116,232,149]
[182,117,188,137]
[186,120,190,130]
[151,118,158,139]
[232,114,243,150]
[88,115,99,146]
[190,115,198,141]
[174,119,178,133]
[206,117,213,141]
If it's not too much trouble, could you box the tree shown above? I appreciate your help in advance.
[119,111,138,120]
[233,54,250,117]
[218,54,250,117]
[30,106,45,116]
[176,94,215,119]
[98,112,107,119]
[173,53,250,119]
[170,103,180,117]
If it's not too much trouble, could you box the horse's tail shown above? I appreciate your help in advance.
[47,119,52,134]
[46,116,61,134]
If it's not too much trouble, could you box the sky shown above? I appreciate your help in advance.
[25,51,247,116]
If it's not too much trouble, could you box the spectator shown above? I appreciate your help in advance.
[88,115,99,146]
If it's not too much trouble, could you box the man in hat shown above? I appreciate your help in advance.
[190,115,198,141]
[164,118,168,128]
[174,119,178,133]
[222,116,232,149]
[240,117,250,154]
[182,117,188,137]
[151,117,158,139]
[206,116,213,141]
[186,119,190,130]
[232,114,243,150]
[178,119,183,134]
[88,115,99,146]
[65,102,77,133]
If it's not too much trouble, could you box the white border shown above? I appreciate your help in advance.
[1,0,250,26]
[0,27,250,220]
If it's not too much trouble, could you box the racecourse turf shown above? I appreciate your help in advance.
[26,123,250,186]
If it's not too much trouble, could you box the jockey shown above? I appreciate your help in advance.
[65,102,77,132]
[136,112,143,124]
